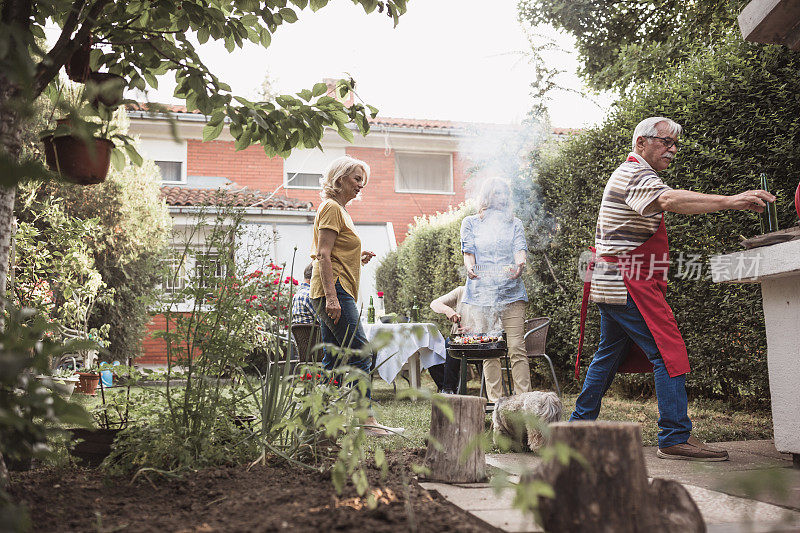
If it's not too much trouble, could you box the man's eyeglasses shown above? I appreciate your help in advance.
[644,135,681,149]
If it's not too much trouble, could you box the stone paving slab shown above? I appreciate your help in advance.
[445,440,800,532]
[642,440,800,510]
[683,483,799,529]
[419,482,541,532]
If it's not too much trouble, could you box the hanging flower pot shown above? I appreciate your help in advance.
[41,134,113,185]
[87,72,126,108]
[65,36,93,83]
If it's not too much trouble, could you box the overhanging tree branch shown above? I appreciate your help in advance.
[33,0,113,96]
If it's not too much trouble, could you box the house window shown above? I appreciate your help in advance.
[138,137,187,183]
[286,172,321,189]
[284,148,346,189]
[161,253,186,293]
[395,152,453,193]
[194,252,226,289]
[155,161,183,183]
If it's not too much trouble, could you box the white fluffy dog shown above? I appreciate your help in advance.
[492,391,563,452]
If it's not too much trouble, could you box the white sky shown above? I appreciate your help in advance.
[50,1,615,128]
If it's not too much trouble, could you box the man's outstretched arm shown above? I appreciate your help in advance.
[649,188,775,215]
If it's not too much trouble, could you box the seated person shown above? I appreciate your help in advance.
[428,283,474,394]
[291,263,316,324]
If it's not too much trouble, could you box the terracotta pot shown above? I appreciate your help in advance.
[67,428,121,467]
[42,135,113,185]
[87,72,126,108]
[65,37,92,83]
[795,181,800,220]
[76,372,100,395]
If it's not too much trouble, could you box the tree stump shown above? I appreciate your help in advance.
[423,394,486,483]
[530,421,704,533]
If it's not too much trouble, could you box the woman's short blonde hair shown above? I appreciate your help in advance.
[320,155,370,200]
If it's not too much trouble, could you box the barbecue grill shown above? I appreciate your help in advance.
[446,333,509,396]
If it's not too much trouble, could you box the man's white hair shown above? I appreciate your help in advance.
[631,117,683,151]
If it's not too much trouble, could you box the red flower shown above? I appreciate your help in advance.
[272,279,280,285]
[293,279,299,286]
[333,380,339,386]
[251,295,257,300]
[377,291,384,297]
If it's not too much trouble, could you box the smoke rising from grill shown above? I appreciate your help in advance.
[456,116,556,334]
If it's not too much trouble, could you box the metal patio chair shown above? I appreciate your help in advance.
[522,317,561,396]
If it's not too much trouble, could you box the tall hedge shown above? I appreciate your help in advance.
[379,34,799,408]
[375,205,474,332]
[522,33,800,407]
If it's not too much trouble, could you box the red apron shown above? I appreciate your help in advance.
[575,216,690,380]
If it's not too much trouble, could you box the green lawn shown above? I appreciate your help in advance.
[65,374,773,453]
[371,375,773,450]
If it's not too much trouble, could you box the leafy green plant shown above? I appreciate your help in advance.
[11,196,114,363]
[0,303,93,527]
[37,78,143,171]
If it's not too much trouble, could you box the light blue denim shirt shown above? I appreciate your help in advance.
[460,210,528,307]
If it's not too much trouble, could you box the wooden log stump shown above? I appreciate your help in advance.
[423,394,486,483]
[530,421,704,533]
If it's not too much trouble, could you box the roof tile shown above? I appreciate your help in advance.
[161,186,313,210]
[127,103,582,135]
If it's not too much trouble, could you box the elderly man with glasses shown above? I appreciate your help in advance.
[572,116,775,461]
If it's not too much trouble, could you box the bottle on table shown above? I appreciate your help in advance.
[375,291,385,321]
[367,295,375,324]
[411,298,420,322]
[759,173,779,234]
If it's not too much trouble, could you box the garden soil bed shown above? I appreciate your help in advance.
[9,449,496,532]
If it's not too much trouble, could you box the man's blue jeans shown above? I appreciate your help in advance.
[311,281,372,399]
[569,295,692,448]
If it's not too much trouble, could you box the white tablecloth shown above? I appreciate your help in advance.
[362,322,446,384]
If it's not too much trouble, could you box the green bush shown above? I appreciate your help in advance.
[14,109,171,366]
[521,33,800,407]
[375,204,474,331]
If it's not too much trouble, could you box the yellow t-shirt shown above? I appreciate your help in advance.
[310,199,361,300]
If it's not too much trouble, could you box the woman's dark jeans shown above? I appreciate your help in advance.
[311,280,372,399]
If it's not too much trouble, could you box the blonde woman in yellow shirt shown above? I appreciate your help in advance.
[310,155,396,436]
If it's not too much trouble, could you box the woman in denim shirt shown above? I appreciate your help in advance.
[460,177,531,402]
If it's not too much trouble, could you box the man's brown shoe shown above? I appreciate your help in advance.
[657,436,729,461]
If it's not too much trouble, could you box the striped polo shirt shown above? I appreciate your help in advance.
[590,152,672,304]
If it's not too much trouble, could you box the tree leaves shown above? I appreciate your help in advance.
[518,0,737,93]
[202,121,224,142]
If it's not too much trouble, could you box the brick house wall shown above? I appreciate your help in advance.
[183,141,469,243]
[128,106,578,367]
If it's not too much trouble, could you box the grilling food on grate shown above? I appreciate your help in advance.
[451,334,503,344]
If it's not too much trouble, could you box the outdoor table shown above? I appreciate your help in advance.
[362,322,446,395]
